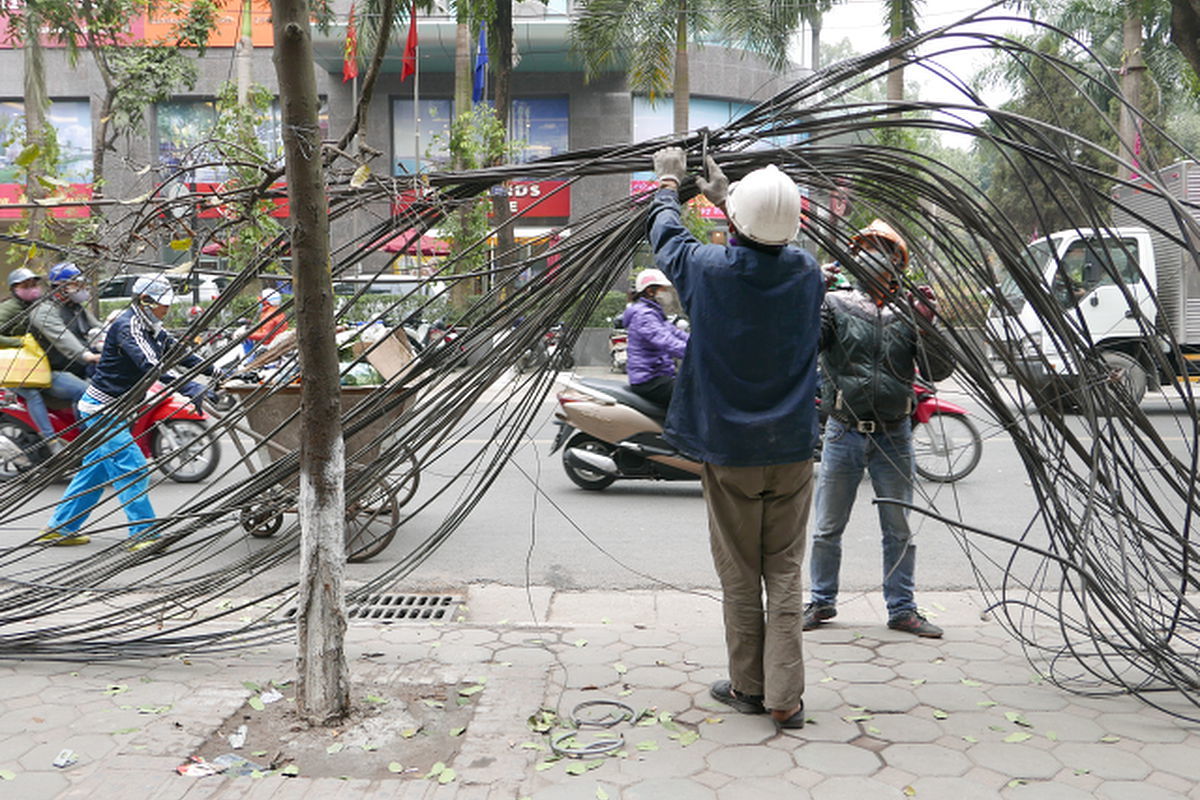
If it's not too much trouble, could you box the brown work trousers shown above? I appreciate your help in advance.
[702,460,812,712]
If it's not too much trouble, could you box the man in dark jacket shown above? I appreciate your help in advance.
[804,220,956,638]
[41,275,210,549]
[33,262,102,381]
[648,146,823,730]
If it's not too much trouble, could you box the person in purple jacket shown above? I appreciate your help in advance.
[621,268,689,407]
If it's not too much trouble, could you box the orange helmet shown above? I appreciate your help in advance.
[850,219,909,271]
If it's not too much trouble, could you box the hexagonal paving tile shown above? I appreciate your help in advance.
[717,777,814,799]
[858,712,944,743]
[1096,781,1188,800]
[908,775,1004,799]
[827,662,896,683]
[968,742,1063,780]
[810,775,906,800]
[1097,713,1190,744]
[623,777,717,800]
[915,682,996,712]
[841,684,919,713]
[695,713,776,746]
[882,742,971,776]
[988,684,1071,712]
[706,744,795,778]
[1139,742,1200,782]
[792,741,882,776]
[809,643,876,664]
[1052,742,1151,781]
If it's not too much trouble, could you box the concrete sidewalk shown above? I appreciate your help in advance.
[3,586,1199,800]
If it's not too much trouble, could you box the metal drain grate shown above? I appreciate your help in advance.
[349,593,460,622]
[282,593,462,623]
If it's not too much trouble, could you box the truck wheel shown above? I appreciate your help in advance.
[1100,351,1147,404]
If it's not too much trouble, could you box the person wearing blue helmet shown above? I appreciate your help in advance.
[0,266,92,455]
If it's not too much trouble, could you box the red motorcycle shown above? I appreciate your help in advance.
[815,379,982,483]
[0,382,222,483]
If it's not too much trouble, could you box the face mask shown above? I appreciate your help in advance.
[856,250,897,293]
[13,286,41,302]
[68,288,90,304]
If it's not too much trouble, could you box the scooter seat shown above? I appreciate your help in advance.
[578,378,668,422]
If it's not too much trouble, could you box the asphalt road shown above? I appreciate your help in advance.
[7,368,1197,605]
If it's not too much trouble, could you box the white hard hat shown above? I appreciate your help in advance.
[260,288,282,305]
[725,164,801,246]
[635,268,672,294]
[131,274,176,306]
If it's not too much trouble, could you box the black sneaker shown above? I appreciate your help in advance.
[887,610,943,638]
[802,603,837,631]
[710,680,766,714]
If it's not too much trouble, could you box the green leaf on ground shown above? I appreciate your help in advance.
[1099,735,1121,743]
[933,709,949,720]
[597,787,610,800]
[613,663,627,674]
[422,699,444,709]
[618,688,633,697]
[636,740,659,751]
[401,727,421,739]
[1005,712,1031,727]
[527,709,557,733]
[866,726,882,735]
[1073,768,1090,776]
[1003,732,1032,743]
[977,701,997,708]
[438,768,457,784]
[1045,731,1059,741]
[911,678,927,686]
[1007,779,1026,788]
[565,762,590,776]
[574,639,588,648]
[677,731,700,747]
[425,762,445,779]
[0,770,14,780]
[601,617,611,624]
[388,762,404,773]
[844,714,874,723]
[280,765,299,776]
[363,695,388,704]
[535,761,556,772]
[459,684,485,697]
[449,727,466,737]
[960,679,982,687]
[326,743,344,754]
[243,681,261,692]
[962,735,978,743]
[249,697,265,712]
[520,741,545,750]
[820,676,834,683]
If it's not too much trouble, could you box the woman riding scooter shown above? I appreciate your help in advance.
[622,268,689,407]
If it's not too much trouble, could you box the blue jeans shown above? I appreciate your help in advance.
[16,371,88,437]
[809,416,916,618]
[47,406,157,538]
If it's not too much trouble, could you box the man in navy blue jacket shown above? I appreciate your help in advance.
[40,275,210,550]
[647,147,823,730]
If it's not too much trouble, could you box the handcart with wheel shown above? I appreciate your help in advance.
[222,381,420,562]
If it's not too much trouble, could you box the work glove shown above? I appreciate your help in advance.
[695,155,729,206]
[821,263,842,289]
[653,147,687,189]
[179,380,214,413]
[909,285,938,323]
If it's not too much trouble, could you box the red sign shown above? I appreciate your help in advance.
[0,183,92,219]
[191,182,289,219]
[502,180,570,219]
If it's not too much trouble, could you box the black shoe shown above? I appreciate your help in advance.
[887,610,943,638]
[802,603,836,631]
[772,702,806,730]
[710,680,766,714]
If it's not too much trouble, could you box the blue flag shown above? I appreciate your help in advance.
[473,23,488,104]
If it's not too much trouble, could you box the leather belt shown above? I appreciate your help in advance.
[830,414,907,434]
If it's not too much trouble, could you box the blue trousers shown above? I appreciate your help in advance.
[47,407,156,537]
[809,417,917,618]
[16,371,88,437]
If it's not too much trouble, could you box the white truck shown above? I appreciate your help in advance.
[988,160,1200,405]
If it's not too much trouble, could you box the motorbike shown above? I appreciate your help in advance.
[516,322,575,373]
[551,376,699,490]
[0,382,222,483]
[608,316,628,374]
[551,377,982,490]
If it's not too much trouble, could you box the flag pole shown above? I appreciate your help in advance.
[414,33,421,275]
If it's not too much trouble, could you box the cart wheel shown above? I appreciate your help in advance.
[242,504,284,538]
[345,474,399,562]
[392,449,420,510]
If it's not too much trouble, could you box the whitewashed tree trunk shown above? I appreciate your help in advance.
[269,0,349,726]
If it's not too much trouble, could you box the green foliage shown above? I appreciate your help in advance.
[107,48,200,139]
[581,289,629,327]
[210,82,285,275]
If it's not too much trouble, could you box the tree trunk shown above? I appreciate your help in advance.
[490,0,515,296]
[23,12,49,249]
[1119,4,1146,178]
[269,0,349,727]
[673,0,689,134]
[454,19,471,114]
[1170,0,1200,85]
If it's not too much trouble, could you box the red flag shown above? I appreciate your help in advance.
[401,0,418,83]
[342,2,359,83]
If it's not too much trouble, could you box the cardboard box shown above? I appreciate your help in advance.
[353,329,415,383]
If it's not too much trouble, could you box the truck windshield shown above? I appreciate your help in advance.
[999,238,1055,300]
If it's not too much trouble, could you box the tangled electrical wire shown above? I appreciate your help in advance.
[2,10,1200,720]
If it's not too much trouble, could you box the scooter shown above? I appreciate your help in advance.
[552,377,982,491]
[0,382,222,483]
[608,316,628,374]
[551,376,699,490]
[516,322,575,373]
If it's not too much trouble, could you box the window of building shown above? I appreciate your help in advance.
[511,97,568,163]
[156,97,327,182]
[391,98,453,175]
[0,99,93,183]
